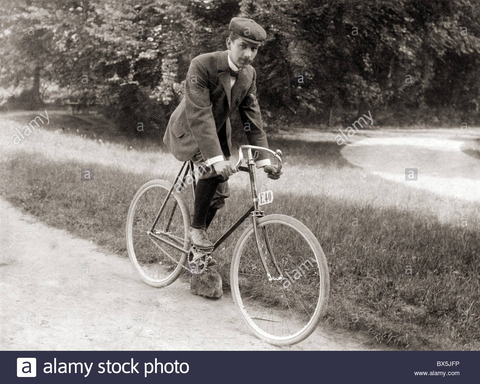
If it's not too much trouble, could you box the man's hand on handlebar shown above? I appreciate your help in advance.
[213,160,237,179]
[264,165,282,180]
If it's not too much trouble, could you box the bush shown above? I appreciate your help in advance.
[4,88,44,110]
[103,83,168,142]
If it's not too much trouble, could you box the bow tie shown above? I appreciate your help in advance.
[229,68,239,78]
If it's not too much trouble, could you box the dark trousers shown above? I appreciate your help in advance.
[190,151,230,229]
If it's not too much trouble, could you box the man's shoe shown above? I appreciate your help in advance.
[190,227,214,249]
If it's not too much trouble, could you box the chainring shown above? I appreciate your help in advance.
[188,246,213,275]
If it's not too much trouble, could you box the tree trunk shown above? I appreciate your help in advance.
[326,95,335,127]
[31,64,42,105]
[357,99,370,117]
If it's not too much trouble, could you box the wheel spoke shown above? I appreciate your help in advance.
[232,215,329,345]
[126,180,190,287]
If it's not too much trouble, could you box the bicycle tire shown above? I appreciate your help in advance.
[230,214,329,346]
[126,179,190,287]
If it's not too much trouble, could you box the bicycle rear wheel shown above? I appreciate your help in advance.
[126,179,190,287]
[231,214,329,346]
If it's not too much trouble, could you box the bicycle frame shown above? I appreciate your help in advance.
[149,145,284,281]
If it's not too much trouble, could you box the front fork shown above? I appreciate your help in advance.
[246,151,283,282]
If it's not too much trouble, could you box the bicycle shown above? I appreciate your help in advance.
[126,145,330,345]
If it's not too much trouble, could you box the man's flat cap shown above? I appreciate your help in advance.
[229,17,266,45]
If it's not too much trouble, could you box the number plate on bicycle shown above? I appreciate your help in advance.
[258,190,274,206]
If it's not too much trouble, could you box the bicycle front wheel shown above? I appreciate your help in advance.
[231,214,329,346]
[126,179,190,287]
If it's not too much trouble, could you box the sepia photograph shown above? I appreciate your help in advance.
[1,0,479,370]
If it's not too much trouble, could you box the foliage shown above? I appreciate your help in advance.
[1,0,480,126]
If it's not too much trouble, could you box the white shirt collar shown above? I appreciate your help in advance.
[227,54,239,73]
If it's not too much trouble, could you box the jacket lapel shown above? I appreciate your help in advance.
[216,50,251,110]
[217,51,232,108]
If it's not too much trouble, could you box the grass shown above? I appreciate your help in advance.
[1,112,479,350]
[2,109,163,150]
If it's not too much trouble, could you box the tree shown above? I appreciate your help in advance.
[1,0,479,125]
[0,0,57,107]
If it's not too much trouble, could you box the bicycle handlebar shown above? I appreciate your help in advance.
[234,145,283,173]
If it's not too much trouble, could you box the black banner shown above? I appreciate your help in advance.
[2,351,478,383]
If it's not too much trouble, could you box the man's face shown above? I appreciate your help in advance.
[227,36,259,68]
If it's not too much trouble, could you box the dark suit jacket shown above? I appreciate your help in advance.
[163,50,268,162]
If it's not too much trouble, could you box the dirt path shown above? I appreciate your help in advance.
[0,197,369,350]
[277,125,480,202]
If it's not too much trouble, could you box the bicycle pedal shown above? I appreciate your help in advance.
[188,258,208,275]
[189,262,206,275]
[188,251,206,275]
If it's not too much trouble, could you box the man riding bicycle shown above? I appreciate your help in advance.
[163,17,281,257]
